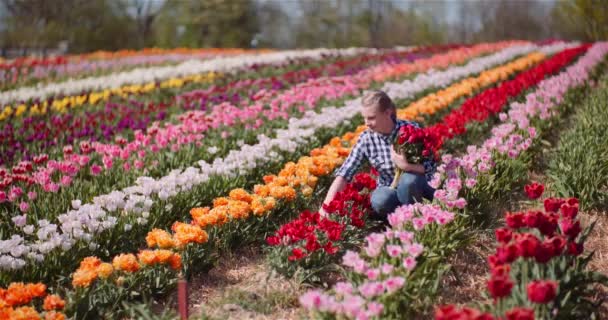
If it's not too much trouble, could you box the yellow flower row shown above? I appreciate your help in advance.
[187,51,550,227]
[398,51,546,119]
[0,71,220,121]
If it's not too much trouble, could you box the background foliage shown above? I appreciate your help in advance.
[0,0,607,54]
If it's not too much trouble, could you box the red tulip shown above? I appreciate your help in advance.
[537,212,559,237]
[546,235,567,256]
[490,264,511,278]
[435,305,494,320]
[495,227,513,244]
[505,307,535,320]
[516,233,540,258]
[288,248,306,261]
[523,210,543,228]
[567,241,584,256]
[534,241,555,264]
[544,197,565,212]
[496,243,519,264]
[487,275,514,299]
[266,236,280,246]
[559,218,581,239]
[560,202,579,219]
[505,212,526,229]
[527,280,558,304]
[524,182,544,199]
[323,242,338,255]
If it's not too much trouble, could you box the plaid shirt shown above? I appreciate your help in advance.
[334,119,436,186]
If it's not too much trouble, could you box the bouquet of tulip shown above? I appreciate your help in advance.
[391,124,439,188]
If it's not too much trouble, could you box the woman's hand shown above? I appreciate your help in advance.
[391,147,410,170]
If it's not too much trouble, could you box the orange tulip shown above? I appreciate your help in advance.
[42,295,65,311]
[112,254,140,273]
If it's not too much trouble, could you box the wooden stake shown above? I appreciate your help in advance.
[178,274,188,320]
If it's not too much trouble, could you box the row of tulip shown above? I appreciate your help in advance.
[0,47,433,166]
[0,47,386,122]
[0,45,445,229]
[0,47,259,70]
[0,48,262,90]
[58,46,533,317]
[0,47,383,108]
[264,42,582,281]
[0,42,525,280]
[435,191,601,320]
[0,43,503,225]
[42,42,570,316]
[298,41,608,319]
[0,281,66,319]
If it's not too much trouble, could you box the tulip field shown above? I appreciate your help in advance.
[0,42,607,320]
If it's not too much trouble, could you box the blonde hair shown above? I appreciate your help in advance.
[361,90,396,112]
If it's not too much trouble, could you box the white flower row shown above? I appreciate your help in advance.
[2,51,242,82]
[0,47,400,105]
[0,42,561,271]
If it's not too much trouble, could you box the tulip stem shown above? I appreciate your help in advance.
[390,168,402,189]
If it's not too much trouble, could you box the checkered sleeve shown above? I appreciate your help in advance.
[334,132,368,181]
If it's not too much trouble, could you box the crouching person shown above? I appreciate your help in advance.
[320,90,435,221]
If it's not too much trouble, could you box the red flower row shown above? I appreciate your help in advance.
[425,45,590,149]
[436,183,588,319]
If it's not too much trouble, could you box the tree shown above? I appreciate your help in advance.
[253,0,292,48]
[552,0,608,41]
[126,0,163,48]
[155,0,259,48]
[0,0,135,52]
[472,0,552,42]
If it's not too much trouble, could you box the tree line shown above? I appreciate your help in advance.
[0,0,606,54]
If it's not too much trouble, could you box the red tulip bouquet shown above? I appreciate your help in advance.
[391,124,439,188]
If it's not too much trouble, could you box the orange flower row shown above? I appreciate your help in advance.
[370,41,526,82]
[137,250,182,270]
[76,47,272,61]
[397,52,547,119]
[0,283,46,308]
[0,307,65,320]
[0,282,66,320]
[146,222,209,249]
[72,207,210,288]
[72,250,182,288]
[188,131,362,227]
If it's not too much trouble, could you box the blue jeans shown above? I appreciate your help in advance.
[370,173,435,220]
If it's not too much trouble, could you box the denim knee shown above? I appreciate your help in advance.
[396,173,426,204]
[370,186,399,217]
